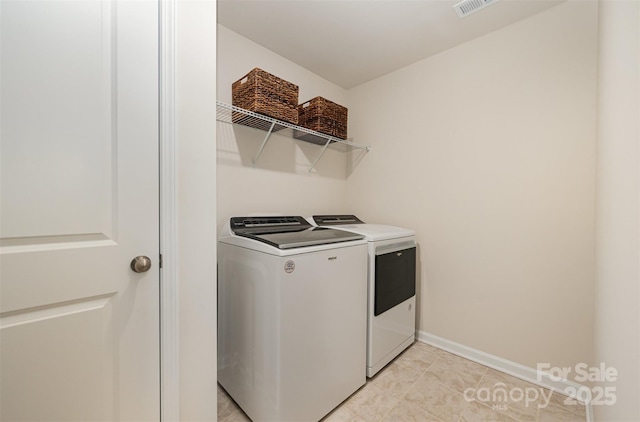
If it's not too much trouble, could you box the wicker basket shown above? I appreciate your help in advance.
[232,68,299,126]
[296,97,348,141]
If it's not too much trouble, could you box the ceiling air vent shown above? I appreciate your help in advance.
[453,0,498,18]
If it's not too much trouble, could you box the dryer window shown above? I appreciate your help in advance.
[374,247,416,316]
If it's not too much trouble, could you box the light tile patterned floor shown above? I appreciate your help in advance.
[217,341,587,422]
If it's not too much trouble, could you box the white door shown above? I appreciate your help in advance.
[0,0,160,420]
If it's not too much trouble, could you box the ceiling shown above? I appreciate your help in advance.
[217,0,566,89]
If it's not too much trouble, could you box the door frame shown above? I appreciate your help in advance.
[159,1,218,420]
[159,0,179,419]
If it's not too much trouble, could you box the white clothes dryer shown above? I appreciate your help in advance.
[309,215,417,377]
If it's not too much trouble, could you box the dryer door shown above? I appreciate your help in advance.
[374,245,416,316]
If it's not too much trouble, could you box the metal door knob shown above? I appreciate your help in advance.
[130,256,152,273]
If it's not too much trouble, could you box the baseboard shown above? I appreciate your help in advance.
[416,331,593,422]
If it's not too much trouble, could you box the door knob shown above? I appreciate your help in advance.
[130,256,152,273]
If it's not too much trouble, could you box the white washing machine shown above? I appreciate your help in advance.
[309,215,417,377]
[217,216,368,422]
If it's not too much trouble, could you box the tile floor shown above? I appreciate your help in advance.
[217,341,587,422]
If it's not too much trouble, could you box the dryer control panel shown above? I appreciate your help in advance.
[313,215,364,225]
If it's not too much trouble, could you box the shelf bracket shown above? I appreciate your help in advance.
[252,120,276,167]
[308,138,332,173]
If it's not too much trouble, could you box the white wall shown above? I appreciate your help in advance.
[217,26,352,226]
[346,1,598,371]
[594,0,640,420]
[177,1,217,420]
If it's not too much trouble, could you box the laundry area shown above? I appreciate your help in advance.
[4,0,637,420]
[215,1,639,421]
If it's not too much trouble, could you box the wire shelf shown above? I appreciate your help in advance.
[216,101,370,171]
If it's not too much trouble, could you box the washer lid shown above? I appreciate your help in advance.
[229,216,365,249]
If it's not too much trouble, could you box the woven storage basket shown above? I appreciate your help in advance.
[232,68,299,126]
[296,97,348,141]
